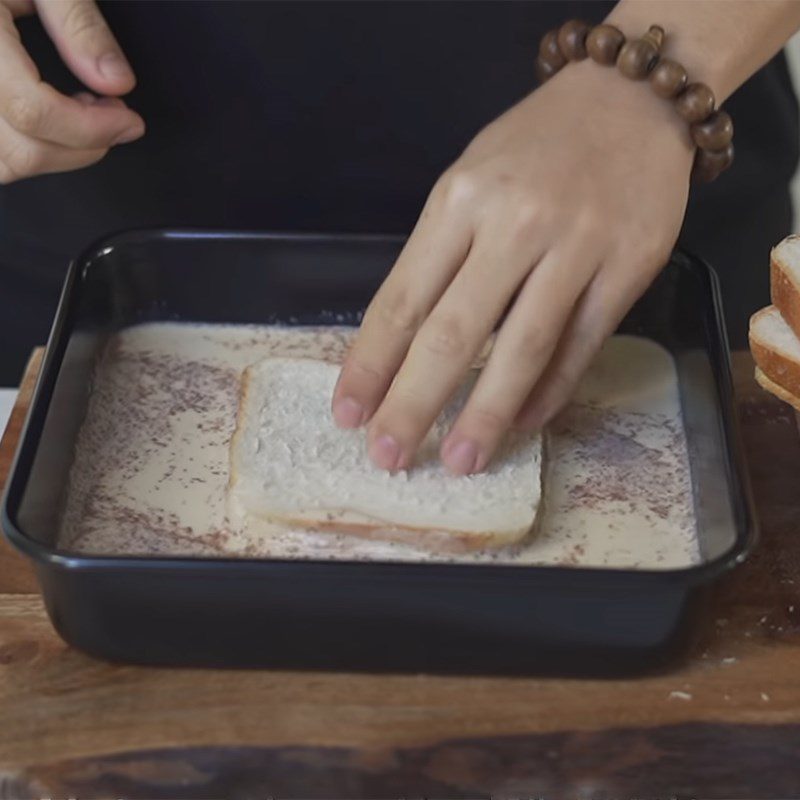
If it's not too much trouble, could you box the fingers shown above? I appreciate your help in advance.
[0,8,143,151]
[35,0,136,95]
[338,157,663,477]
[0,78,143,149]
[0,114,106,182]
[332,183,472,430]
[514,261,649,433]
[364,226,537,471]
[440,241,598,474]
[0,2,142,151]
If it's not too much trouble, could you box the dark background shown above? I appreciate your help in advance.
[0,0,796,382]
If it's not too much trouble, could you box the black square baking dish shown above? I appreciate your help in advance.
[1,230,756,676]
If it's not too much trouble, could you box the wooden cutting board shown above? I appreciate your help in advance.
[1,348,800,798]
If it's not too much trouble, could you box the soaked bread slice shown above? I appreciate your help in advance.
[228,357,544,553]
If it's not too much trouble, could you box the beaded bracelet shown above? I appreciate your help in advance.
[535,21,734,183]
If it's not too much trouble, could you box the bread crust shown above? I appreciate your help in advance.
[754,367,800,413]
[771,242,800,341]
[749,307,800,398]
[244,511,524,553]
[227,361,254,499]
[228,360,546,553]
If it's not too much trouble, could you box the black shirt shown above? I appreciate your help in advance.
[0,0,796,381]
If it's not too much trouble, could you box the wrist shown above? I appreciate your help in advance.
[547,58,694,160]
[535,17,735,182]
[605,3,757,102]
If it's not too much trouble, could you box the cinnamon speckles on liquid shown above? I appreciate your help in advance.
[59,324,699,569]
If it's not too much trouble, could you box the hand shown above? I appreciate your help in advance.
[0,0,143,183]
[332,59,694,474]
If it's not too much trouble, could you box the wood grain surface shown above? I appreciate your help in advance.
[1,350,799,799]
[0,349,42,596]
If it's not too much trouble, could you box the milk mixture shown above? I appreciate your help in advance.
[58,324,700,568]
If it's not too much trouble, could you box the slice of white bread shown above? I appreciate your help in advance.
[771,235,800,340]
[754,367,800,413]
[228,357,544,553]
[750,305,800,406]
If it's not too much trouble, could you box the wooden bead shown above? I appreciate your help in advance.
[691,109,733,150]
[557,19,590,61]
[649,58,687,98]
[675,82,716,123]
[642,24,666,50]
[533,21,735,185]
[692,143,734,183]
[539,29,566,70]
[586,24,625,65]
[617,26,664,79]
[617,39,658,79]
[535,56,560,83]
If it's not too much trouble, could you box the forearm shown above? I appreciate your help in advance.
[606,0,800,101]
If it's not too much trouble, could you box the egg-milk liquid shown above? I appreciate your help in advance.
[58,324,699,568]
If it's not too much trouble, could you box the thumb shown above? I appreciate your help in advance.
[35,0,136,96]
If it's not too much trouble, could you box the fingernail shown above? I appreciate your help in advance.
[113,125,144,145]
[98,51,133,82]
[369,434,402,471]
[443,439,479,476]
[73,91,95,105]
[333,396,365,429]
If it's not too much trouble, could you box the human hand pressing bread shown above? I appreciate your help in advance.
[332,0,800,476]
[0,0,142,183]
[332,59,691,475]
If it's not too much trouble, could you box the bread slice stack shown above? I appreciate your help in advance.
[749,236,800,412]
[228,357,545,553]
